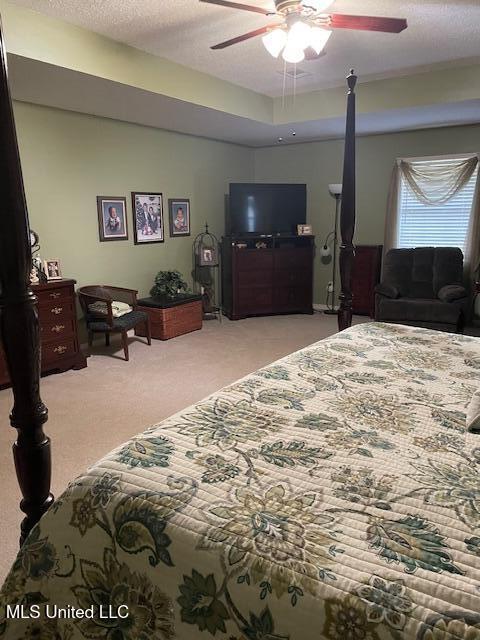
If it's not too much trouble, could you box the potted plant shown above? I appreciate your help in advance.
[150,270,189,299]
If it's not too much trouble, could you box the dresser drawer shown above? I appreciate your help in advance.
[235,250,274,271]
[237,286,273,312]
[275,248,312,271]
[38,302,75,323]
[37,286,73,304]
[237,269,273,287]
[40,318,76,341]
[41,337,78,364]
[274,286,312,311]
[275,269,312,287]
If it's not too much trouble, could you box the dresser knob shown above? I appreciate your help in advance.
[50,292,61,299]
[51,324,65,333]
[51,307,63,314]
[53,345,67,354]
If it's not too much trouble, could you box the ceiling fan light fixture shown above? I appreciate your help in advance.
[282,43,305,64]
[262,28,287,58]
[287,20,311,50]
[309,26,332,54]
[304,0,334,12]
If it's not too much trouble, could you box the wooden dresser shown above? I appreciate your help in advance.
[352,245,383,317]
[0,279,87,387]
[222,235,314,320]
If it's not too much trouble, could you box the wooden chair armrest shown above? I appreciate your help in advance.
[79,293,114,327]
[103,286,138,307]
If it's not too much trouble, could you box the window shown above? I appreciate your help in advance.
[397,157,478,252]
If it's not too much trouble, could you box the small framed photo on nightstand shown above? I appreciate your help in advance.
[44,259,62,281]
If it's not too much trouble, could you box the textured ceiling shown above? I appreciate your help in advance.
[8,0,480,97]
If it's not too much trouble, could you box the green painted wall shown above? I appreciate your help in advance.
[13,101,254,298]
[13,100,480,308]
[254,125,480,304]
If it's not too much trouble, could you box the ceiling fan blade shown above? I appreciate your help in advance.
[211,23,281,49]
[200,0,274,16]
[329,13,407,34]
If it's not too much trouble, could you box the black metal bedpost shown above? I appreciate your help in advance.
[0,12,53,544]
[338,70,357,332]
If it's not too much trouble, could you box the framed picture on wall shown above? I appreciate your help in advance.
[44,259,62,281]
[168,198,191,237]
[97,196,128,242]
[132,192,164,244]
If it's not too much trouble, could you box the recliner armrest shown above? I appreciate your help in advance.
[438,284,468,303]
[375,283,399,299]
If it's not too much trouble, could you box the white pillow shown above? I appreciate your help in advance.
[466,391,480,434]
[89,300,132,318]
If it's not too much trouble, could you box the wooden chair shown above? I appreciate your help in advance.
[78,285,151,361]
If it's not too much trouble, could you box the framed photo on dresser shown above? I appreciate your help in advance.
[44,259,62,281]
[132,192,164,244]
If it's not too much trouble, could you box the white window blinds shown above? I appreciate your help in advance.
[397,157,478,252]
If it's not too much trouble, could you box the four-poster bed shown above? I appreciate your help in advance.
[0,14,53,546]
[1,10,480,640]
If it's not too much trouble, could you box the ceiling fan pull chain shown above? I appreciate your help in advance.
[293,63,297,103]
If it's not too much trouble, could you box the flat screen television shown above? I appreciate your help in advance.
[227,183,306,236]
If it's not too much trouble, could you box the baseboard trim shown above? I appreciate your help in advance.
[313,304,336,312]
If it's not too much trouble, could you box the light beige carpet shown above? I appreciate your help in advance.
[0,312,365,583]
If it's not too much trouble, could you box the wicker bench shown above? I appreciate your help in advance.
[134,294,203,340]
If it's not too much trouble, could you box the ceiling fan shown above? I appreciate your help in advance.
[200,0,407,64]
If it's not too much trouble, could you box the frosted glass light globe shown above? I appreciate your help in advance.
[287,20,311,50]
[282,44,305,64]
[262,28,287,58]
[309,26,332,54]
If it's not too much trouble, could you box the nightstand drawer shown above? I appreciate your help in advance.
[38,302,75,323]
[40,318,76,341]
[42,337,78,363]
[38,286,72,303]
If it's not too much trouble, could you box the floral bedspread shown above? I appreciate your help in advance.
[1,322,480,640]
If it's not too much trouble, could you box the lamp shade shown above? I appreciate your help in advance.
[328,183,342,197]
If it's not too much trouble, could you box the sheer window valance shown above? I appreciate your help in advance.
[399,155,478,205]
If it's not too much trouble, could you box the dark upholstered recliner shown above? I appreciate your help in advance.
[374,247,469,333]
